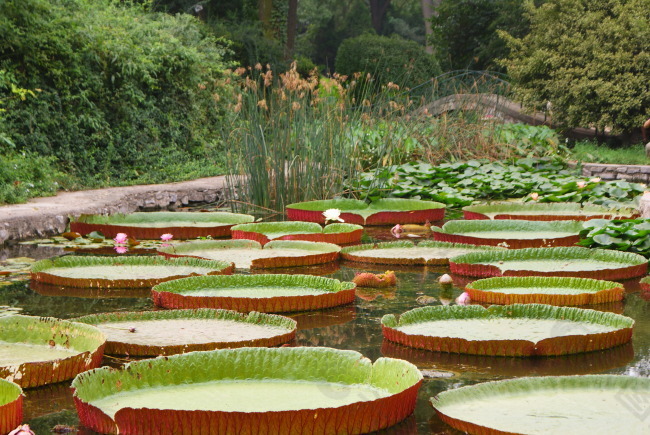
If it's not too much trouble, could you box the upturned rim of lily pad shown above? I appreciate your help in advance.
[71,347,423,435]
[465,276,624,306]
[431,375,650,434]
[462,202,640,221]
[70,211,255,240]
[151,274,356,313]
[230,221,363,245]
[0,378,23,433]
[30,255,234,288]
[73,309,297,356]
[286,198,445,225]
[432,219,583,249]
[641,276,650,292]
[341,241,503,266]
[449,246,648,280]
[381,304,633,357]
[158,239,340,269]
[0,315,106,388]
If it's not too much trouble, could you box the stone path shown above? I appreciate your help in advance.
[0,176,228,245]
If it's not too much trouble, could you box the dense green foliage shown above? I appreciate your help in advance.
[501,0,650,132]
[570,141,650,165]
[0,0,232,189]
[335,34,441,89]
[431,0,533,72]
[352,158,645,207]
[580,218,650,257]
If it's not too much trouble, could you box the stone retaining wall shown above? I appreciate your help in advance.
[581,163,650,184]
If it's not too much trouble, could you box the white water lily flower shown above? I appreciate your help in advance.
[323,208,344,223]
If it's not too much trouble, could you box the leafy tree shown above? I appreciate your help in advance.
[501,0,650,133]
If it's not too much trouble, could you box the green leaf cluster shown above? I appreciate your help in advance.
[501,0,650,132]
[579,218,650,257]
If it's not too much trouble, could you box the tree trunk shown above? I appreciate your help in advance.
[421,0,440,54]
[259,0,274,38]
[285,0,298,59]
[368,0,391,35]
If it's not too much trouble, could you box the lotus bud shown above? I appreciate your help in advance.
[160,233,174,242]
[438,274,453,285]
[530,192,539,201]
[577,181,586,188]
[113,233,128,244]
[8,425,35,435]
[391,224,403,238]
[455,292,471,306]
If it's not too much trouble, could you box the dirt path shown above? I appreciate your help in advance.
[0,176,228,245]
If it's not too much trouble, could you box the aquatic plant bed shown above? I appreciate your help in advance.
[465,276,625,306]
[450,247,648,279]
[231,222,363,245]
[72,347,422,435]
[152,274,356,313]
[381,304,633,356]
[0,315,105,388]
[74,309,296,356]
[432,220,583,248]
[70,211,254,240]
[158,239,340,269]
[31,256,234,288]
[286,198,445,225]
[0,379,22,433]
[431,375,650,434]
[462,202,639,221]
[341,241,502,266]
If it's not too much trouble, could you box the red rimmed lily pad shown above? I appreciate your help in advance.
[0,315,105,388]
[465,276,625,306]
[341,241,503,266]
[72,347,422,435]
[641,276,650,292]
[30,255,234,288]
[0,378,22,433]
[70,211,254,240]
[432,220,583,248]
[286,198,445,225]
[73,309,297,356]
[450,247,648,280]
[431,375,650,434]
[381,304,633,356]
[463,202,640,221]
[231,222,363,245]
[158,239,340,269]
[151,274,356,313]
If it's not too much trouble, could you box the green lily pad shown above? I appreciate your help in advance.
[431,375,650,434]
[231,221,363,245]
[0,378,22,433]
[72,347,422,434]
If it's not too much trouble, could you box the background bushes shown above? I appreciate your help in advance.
[0,0,233,194]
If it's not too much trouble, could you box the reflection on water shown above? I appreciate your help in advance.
[0,229,648,434]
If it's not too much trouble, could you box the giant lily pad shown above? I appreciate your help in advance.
[152,274,356,313]
[0,315,105,388]
[450,247,648,280]
[158,239,340,269]
[231,222,363,245]
[465,276,625,306]
[286,198,445,225]
[641,276,650,292]
[432,220,583,248]
[341,241,502,266]
[381,304,633,356]
[0,379,22,433]
[31,256,234,288]
[70,211,254,240]
[431,375,650,434]
[74,309,297,356]
[463,202,639,221]
[72,347,422,435]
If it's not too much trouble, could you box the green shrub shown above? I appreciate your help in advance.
[335,33,441,90]
[0,0,233,187]
[0,151,68,204]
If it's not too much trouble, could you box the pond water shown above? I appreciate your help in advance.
[2,227,649,434]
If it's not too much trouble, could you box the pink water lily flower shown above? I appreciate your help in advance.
[9,425,35,435]
[530,192,539,201]
[160,233,174,242]
[577,181,586,188]
[391,224,403,238]
[113,233,128,244]
[455,292,471,306]
[114,246,128,254]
